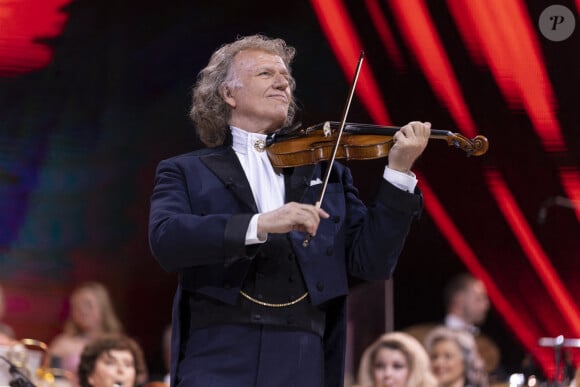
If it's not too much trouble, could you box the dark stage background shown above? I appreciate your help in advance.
[1,0,579,382]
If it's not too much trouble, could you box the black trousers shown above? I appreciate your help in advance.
[175,323,324,387]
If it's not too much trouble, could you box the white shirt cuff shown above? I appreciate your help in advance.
[383,166,418,193]
[245,214,268,245]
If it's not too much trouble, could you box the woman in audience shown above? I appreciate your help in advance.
[424,326,488,387]
[78,334,147,387]
[48,281,124,384]
[356,331,438,387]
[0,284,16,345]
[570,366,580,387]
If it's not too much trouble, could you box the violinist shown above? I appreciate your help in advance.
[148,34,430,387]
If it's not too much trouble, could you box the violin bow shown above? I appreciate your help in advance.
[303,50,365,247]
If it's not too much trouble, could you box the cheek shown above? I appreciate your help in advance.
[445,358,464,379]
[373,367,388,382]
[397,368,410,382]
[88,371,101,387]
[89,365,113,385]
[454,359,466,373]
[127,368,137,382]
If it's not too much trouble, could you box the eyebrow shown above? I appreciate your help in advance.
[255,62,288,72]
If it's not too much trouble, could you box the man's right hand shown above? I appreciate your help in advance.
[257,202,329,236]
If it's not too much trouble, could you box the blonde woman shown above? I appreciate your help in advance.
[357,331,438,387]
[49,282,123,385]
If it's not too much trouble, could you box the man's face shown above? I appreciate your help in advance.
[462,281,490,325]
[222,49,291,134]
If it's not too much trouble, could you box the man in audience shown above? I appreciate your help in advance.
[442,273,501,381]
[443,273,490,334]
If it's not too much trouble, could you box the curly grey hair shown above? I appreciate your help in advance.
[424,326,489,387]
[190,34,297,147]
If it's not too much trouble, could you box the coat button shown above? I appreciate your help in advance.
[316,282,324,291]
[253,314,262,321]
[326,247,333,256]
[288,253,295,261]
[332,215,341,223]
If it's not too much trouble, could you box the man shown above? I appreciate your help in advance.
[148,34,430,387]
[444,273,502,378]
[443,273,490,334]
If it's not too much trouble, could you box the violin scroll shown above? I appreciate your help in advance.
[439,132,489,157]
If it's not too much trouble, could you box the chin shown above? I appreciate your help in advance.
[266,117,288,133]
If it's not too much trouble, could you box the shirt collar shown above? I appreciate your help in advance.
[445,314,480,335]
[230,126,268,155]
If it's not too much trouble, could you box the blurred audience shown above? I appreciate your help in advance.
[356,331,438,387]
[0,284,16,345]
[48,282,124,384]
[161,325,171,386]
[425,326,488,387]
[78,334,147,387]
[405,272,500,378]
[570,366,580,387]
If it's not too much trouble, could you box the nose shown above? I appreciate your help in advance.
[273,73,289,89]
[116,365,127,375]
[384,367,395,377]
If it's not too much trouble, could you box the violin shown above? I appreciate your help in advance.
[280,51,489,246]
[265,121,489,168]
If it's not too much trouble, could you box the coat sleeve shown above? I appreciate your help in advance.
[342,165,423,280]
[148,158,255,272]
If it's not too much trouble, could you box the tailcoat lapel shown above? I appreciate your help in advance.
[200,148,258,212]
[284,165,318,204]
[201,146,318,211]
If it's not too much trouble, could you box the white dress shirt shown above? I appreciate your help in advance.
[230,126,418,245]
[445,314,480,335]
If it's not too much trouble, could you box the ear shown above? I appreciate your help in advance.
[220,84,236,108]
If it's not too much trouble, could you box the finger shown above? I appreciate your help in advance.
[302,207,321,235]
[416,121,431,138]
[392,130,410,149]
[287,205,317,235]
[317,208,330,219]
[405,121,430,136]
[410,122,426,138]
[303,203,330,220]
[398,124,411,138]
